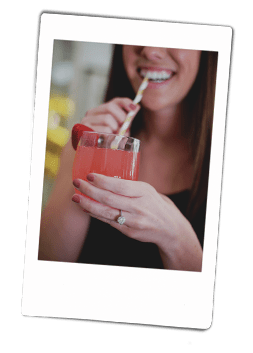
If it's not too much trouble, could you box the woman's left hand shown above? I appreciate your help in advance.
[72,173,203,271]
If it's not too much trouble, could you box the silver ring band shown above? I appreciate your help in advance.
[117,210,126,225]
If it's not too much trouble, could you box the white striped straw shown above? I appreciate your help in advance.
[111,74,149,149]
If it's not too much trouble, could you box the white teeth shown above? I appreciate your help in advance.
[140,69,172,81]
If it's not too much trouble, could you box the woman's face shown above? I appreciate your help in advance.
[122,45,201,113]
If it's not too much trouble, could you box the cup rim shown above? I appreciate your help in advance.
[80,130,140,142]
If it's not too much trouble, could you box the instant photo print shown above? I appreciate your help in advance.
[22,14,232,329]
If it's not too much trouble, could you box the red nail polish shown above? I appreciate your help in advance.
[73,179,81,188]
[129,103,137,110]
[87,174,94,182]
[72,195,81,203]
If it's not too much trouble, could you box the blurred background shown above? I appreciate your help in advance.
[42,40,114,209]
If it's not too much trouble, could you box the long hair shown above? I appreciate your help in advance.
[104,45,218,220]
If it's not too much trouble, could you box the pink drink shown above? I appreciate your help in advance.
[73,145,140,197]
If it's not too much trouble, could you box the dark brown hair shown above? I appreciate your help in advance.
[104,45,218,220]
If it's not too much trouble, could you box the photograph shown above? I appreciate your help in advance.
[38,40,218,272]
[21,14,232,330]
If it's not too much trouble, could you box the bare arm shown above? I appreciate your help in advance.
[38,139,91,262]
[157,220,203,271]
[38,97,140,262]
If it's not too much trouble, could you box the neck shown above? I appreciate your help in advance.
[137,104,194,194]
[140,104,185,143]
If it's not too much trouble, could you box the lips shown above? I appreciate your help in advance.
[138,67,175,86]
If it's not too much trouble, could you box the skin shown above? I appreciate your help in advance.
[72,173,202,271]
[39,46,203,271]
[122,46,201,116]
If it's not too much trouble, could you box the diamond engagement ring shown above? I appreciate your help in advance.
[117,210,126,225]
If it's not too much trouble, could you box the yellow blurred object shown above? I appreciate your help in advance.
[45,94,75,178]
[49,96,75,117]
[45,126,70,177]
[45,151,60,178]
[48,111,61,130]
[47,126,70,148]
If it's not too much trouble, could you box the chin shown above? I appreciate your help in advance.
[141,98,174,113]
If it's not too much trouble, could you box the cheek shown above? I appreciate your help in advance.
[179,51,201,89]
[190,51,201,77]
[177,49,200,67]
[122,46,136,78]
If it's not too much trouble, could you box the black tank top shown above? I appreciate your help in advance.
[77,191,206,269]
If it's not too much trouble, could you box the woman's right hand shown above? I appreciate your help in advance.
[80,97,140,135]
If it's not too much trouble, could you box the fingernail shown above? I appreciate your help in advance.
[129,103,137,110]
[72,195,81,203]
[87,174,94,182]
[73,179,81,188]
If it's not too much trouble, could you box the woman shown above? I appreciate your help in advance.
[39,45,217,271]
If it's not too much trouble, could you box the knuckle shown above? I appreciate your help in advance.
[132,201,143,214]
[117,97,130,104]
[142,182,155,194]
[83,201,93,213]
[104,113,112,122]
[100,193,113,206]
[103,207,114,220]
[81,116,93,127]
[114,183,125,195]
[125,228,134,239]
[119,113,127,123]
[80,117,88,125]
[135,217,146,230]
[103,126,113,134]
[84,109,92,117]
[105,114,117,128]
[79,181,88,194]
[95,125,113,134]
[112,97,120,103]
[94,126,111,133]
[106,101,115,111]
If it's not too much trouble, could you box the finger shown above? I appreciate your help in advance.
[86,208,148,234]
[89,125,114,134]
[84,98,139,116]
[86,173,153,198]
[87,213,131,231]
[80,118,115,134]
[73,178,134,211]
[89,114,119,132]
[110,98,140,124]
[82,98,140,135]
[72,193,135,227]
[113,97,140,114]
[102,100,129,125]
[94,98,140,125]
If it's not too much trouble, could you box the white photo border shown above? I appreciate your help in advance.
[22,13,232,329]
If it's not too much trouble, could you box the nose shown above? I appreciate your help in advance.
[139,46,167,61]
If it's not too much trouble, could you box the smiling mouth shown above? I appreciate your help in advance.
[138,68,174,83]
